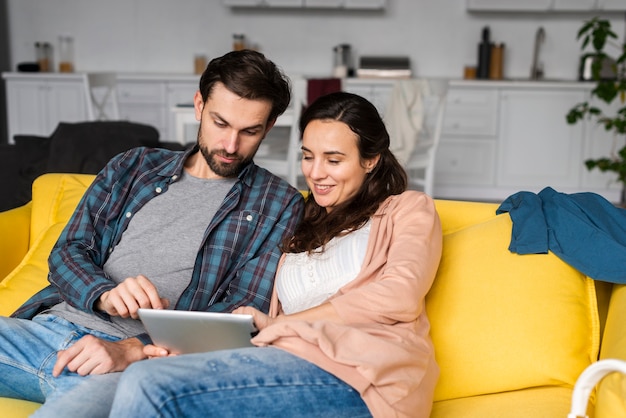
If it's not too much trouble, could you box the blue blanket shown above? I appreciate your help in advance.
[497,187,626,283]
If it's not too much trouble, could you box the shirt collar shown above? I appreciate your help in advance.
[158,144,260,189]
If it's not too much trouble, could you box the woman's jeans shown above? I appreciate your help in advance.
[0,314,122,417]
[110,346,372,418]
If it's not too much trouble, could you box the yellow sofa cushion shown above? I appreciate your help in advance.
[426,212,600,401]
[29,173,95,245]
[0,398,40,417]
[0,173,95,317]
[0,223,66,316]
[0,203,31,281]
[431,386,573,418]
[596,284,626,418]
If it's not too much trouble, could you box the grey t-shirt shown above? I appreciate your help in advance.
[45,171,236,338]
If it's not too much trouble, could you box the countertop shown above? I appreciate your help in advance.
[2,71,599,90]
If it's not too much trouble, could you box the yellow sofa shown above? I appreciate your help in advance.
[1,173,625,417]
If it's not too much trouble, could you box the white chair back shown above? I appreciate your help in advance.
[84,72,120,121]
[401,78,449,196]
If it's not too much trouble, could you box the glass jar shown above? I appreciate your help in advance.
[35,42,52,72]
[58,35,74,73]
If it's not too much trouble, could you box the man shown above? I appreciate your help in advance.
[0,50,303,415]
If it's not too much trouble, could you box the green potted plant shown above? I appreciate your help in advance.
[566,17,626,205]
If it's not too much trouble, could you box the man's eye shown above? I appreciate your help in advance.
[214,120,227,128]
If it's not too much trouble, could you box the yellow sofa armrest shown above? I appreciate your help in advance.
[0,202,32,282]
[595,284,626,418]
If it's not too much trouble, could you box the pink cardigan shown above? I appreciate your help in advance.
[252,191,442,418]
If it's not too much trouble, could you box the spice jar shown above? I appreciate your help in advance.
[194,54,207,75]
[233,34,245,51]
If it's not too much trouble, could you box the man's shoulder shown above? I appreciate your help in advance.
[109,146,185,173]
[246,164,301,197]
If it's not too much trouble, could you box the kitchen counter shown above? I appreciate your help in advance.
[449,78,595,89]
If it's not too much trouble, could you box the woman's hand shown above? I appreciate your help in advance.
[233,306,274,331]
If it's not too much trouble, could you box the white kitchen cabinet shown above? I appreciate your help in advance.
[3,73,88,143]
[581,96,626,190]
[497,88,586,189]
[266,0,304,6]
[435,87,499,190]
[222,0,261,6]
[165,81,198,142]
[597,0,626,10]
[431,80,622,203]
[116,75,197,142]
[344,0,386,8]
[223,0,385,8]
[343,78,394,115]
[117,79,167,139]
[552,0,596,10]
[467,0,626,11]
[466,0,552,11]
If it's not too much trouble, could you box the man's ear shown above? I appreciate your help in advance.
[194,91,204,121]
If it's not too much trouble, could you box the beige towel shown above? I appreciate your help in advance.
[384,79,430,165]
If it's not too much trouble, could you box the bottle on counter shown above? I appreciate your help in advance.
[35,42,52,72]
[58,35,74,73]
[477,26,492,80]
[489,43,505,80]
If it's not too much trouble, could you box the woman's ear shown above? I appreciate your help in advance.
[365,155,381,173]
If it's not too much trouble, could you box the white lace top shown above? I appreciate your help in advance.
[276,220,371,315]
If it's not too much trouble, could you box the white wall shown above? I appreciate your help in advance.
[6,0,626,80]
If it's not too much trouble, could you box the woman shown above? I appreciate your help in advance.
[109,92,442,418]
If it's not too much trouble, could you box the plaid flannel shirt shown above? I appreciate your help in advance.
[12,146,304,343]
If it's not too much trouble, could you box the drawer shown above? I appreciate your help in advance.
[435,139,496,186]
[444,88,498,137]
[117,81,166,103]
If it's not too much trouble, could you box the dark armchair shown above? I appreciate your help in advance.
[0,121,187,212]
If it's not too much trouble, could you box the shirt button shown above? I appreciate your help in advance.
[155,187,162,193]
[246,215,253,221]
[172,175,178,181]
[125,212,132,218]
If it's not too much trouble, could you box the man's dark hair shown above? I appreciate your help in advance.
[199,50,291,123]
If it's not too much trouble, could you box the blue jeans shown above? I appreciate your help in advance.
[0,314,122,417]
[110,347,372,418]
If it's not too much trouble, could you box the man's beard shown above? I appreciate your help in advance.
[198,133,253,178]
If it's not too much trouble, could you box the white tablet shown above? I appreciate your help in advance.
[137,308,257,355]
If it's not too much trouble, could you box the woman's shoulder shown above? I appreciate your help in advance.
[381,190,435,211]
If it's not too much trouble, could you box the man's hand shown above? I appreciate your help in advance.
[53,335,146,377]
[96,275,169,319]
[143,344,177,359]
